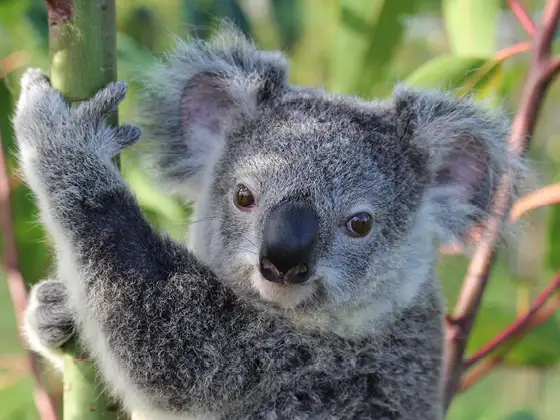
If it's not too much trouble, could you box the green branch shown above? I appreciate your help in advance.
[46,0,121,418]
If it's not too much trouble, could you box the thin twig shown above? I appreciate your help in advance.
[442,0,560,411]
[0,132,58,419]
[509,183,560,221]
[459,296,560,392]
[464,269,560,367]
[458,358,502,392]
[459,41,533,98]
[495,41,532,61]
[544,54,560,81]
[508,0,538,36]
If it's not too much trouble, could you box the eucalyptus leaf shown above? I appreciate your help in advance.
[405,55,488,90]
[442,0,501,57]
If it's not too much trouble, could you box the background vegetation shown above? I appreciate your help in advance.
[0,0,559,419]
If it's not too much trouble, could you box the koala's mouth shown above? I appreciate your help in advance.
[250,271,317,309]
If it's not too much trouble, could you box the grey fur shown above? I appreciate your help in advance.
[16,25,525,420]
[22,279,74,371]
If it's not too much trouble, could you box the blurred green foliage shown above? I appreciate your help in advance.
[1,0,560,419]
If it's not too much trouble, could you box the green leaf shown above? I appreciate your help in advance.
[466,304,560,366]
[505,409,538,420]
[442,0,501,57]
[212,0,252,39]
[181,0,252,40]
[339,6,370,35]
[329,0,417,96]
[182,0,213,39]
[0,0,29,28]
[117,32,154,76]
[270,0,303,51]
[119,7,158,51]
[405,55,487,90]
[358,0,417,92]
[25,1,48,49]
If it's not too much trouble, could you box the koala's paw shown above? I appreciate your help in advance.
[14,68,142,161]
[23,279,75,371]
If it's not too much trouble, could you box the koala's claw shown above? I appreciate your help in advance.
[25,279,75,349]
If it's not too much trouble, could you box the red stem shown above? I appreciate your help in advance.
[508,0,538,37]
[509,184,560,222]
[544,54,560,81]
[0,134,58,419]
[459,298,560,391]
[442,0,560,411]
[459,358,502,392]
[495,41,532,61]
[464,269,560,367]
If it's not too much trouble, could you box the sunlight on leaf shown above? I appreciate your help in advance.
[405,55,487,90]
[442,0,501,57]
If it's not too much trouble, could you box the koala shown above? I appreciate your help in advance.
[16,26,524,420]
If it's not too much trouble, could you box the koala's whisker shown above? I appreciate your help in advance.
[240,234,259,249]
[187,216,221,225]
[237,248,258,256]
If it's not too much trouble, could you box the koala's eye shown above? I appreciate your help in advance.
[345,212,373,237]
[234,184,256,209]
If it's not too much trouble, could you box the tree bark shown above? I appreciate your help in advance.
[46,0,120,418]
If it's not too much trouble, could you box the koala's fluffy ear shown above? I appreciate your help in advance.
[137,23,289,197]
[393,85,526,244]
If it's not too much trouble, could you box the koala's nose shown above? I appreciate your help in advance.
[259,200,319,285]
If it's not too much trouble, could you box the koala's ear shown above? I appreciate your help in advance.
[137,23,289,197]
[392,84,526,244]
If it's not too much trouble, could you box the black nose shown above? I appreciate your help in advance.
[259,200,319,285]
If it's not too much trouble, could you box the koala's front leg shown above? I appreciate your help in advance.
[23,280,75,371]
[13,69,171,410]
[13,69,258,417]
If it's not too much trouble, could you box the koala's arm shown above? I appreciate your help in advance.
[13,70,269,416]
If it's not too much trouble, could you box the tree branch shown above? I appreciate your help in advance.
[442,0,560,411]
[0,132,58,420]
[509,184,560,221]
[458,357,502,392]
[458,295,560,392]
[544,54,560,81]
[508,0,538,37]
[495,41,532,61]
[464,269,560,367]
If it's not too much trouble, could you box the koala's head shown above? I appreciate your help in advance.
[139,26,522,321]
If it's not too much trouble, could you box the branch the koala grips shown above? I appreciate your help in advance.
[15,69,141,420]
